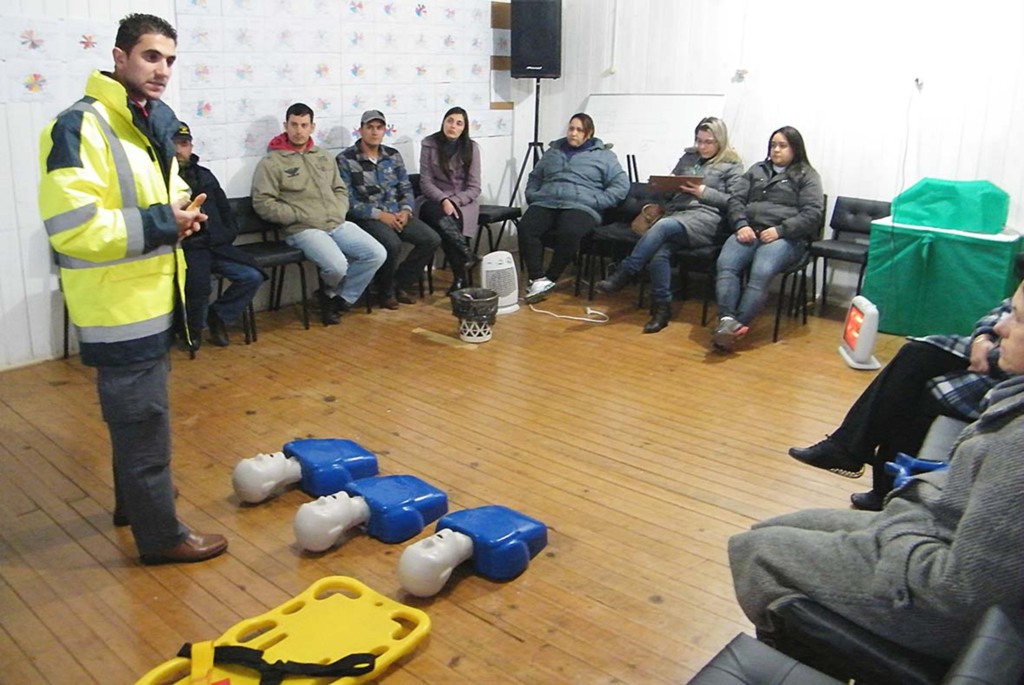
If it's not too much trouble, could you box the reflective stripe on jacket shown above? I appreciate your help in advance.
[39,70,190,366]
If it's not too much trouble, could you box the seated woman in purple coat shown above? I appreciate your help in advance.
[418,107,482,294]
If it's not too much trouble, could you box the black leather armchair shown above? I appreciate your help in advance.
[688,601,1024,685]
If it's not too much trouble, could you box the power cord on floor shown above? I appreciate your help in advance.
[527,303,609,323]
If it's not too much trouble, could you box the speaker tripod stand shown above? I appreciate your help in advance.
[484,78,545,253]
[510,78,545,203]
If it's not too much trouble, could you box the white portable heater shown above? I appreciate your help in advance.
[478,250,520,315]
[838,295,881,370]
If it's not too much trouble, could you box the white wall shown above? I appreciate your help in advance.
[0,0,514,369]
[510,0,1024,296]
[6,0,1024,368]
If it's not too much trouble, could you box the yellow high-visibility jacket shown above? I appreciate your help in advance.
[39,70,191,366]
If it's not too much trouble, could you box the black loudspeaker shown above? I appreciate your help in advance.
[510,0,562,79]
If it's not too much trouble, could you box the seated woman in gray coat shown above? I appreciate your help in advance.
[596,116,745,334]
[517,113,629,301]
[712,126,824,351]
[728,279,1024,661]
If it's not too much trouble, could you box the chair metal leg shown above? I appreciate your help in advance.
[773,272,788,342]
[243,302,256,343]
[63,301,70,359]
[856,262,867,295]
[819,257,830,314]
[297,264,310,330]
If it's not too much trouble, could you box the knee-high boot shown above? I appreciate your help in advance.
[437,215,478,293]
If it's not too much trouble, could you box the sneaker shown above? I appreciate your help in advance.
[788,439,865,478]
[525,277,555,304]
[711,316,746,351]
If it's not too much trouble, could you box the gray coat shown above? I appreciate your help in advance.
[525,137,629,222]
[728,374,1024,659]
[730,161,825,241]
[660,150,745,247]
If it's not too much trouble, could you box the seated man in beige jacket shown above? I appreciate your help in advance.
[251,102,385,325]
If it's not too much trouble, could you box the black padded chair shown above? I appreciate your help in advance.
[474,204,522,254]
[810,196,891,313]
[579,181,652,299]
[745,599,1024,685]
[228,197,310,339]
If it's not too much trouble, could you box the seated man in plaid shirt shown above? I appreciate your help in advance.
[788,295,1017,511]
[336,110,440,310]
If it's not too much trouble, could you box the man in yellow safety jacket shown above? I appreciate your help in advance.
[37,13,227,565]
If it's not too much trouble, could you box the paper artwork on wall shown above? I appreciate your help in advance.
[1,2,506,162]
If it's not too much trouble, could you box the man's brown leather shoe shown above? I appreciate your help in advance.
[380,296,400,310]
[394,289,416,305]
[140,531,228,565]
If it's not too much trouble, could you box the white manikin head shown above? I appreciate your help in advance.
[232,451,302,504]
[397,529,474,598]
[293,493,370,552]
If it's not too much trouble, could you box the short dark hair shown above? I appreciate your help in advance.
[768,126,812,168]
[286,102,315,122]
[115,14,177,53]
[570,112,595,138]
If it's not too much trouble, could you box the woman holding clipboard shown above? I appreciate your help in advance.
[596,116,744,333]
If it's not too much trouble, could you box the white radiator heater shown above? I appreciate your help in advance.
[478,251,520,315]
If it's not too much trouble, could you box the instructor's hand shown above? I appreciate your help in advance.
[174,193,207,240]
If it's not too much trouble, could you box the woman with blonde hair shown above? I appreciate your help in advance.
[597,116,744,333]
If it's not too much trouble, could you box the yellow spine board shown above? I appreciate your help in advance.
[135,576,431,685]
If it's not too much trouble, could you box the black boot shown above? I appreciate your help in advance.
[446,266,469,295]
[643,301,672,334]
[596,265,633,294]
[436,215,475,261]
[316,289,341,325]
[207,309,230,347]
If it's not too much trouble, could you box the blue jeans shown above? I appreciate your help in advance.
[715,234,805,325]
[285,222,387,304]
[209,257,264,325]
[619,216,692,303]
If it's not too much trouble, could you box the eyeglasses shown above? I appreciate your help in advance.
[694,138,717,147]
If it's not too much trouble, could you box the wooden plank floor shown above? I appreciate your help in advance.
[0,273,904,684]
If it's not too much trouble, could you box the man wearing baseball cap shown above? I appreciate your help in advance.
[337,110,440,309]
[174,122,265,348]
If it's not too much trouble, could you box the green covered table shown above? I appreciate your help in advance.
[862,218,1021,337]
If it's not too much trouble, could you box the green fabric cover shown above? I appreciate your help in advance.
[892,178,1009,234]
[863,220,1021,337]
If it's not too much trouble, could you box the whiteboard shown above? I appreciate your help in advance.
[583,93,725,181]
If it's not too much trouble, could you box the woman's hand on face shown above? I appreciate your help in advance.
[736,226,757,244]
[441,198,457,216]
[759,227,780,243]
[678,179,704,197]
